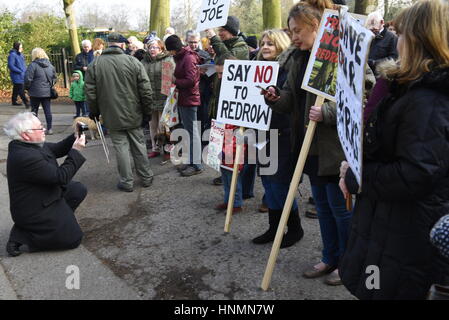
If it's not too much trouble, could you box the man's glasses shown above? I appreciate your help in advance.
[27,127,46,132]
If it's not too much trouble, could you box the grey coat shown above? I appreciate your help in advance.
[24,59,57,98]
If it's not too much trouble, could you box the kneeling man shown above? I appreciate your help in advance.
[3,112,87,256]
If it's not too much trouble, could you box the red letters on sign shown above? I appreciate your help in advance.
[254,66,273,84]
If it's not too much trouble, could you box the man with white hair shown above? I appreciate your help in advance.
[74,39,94,76]
[3,112,87,257]
[366,11,398,73]
[163,27,175,42]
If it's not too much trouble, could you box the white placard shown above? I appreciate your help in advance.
[196,0,231,32]
[217,60,278,131]
[336,7,374,187]
[207,119,225,172]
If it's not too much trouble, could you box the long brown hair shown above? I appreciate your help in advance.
[388,0,449,83]
[288,0,338,29]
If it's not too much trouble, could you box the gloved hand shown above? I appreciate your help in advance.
[89,113,100,121]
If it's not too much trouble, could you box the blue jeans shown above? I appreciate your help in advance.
[178,106,203,170]
[311,182,352,267]
[221,168,243,208]
[30,97,52,130]
[261,176,298,211]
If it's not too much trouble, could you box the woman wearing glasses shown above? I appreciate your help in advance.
[141,39,175,159]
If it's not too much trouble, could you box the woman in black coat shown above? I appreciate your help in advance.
[339,0,449,299]
[24,48,57,135]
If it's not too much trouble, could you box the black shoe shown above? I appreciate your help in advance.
[252,209,281,244]
[281,209,304,248]
[213,176,223,185]
[181,166,203,177]
[305,208,318,219]
[142,177,153,188]
[6,240,22,257]
[242,194,254,200]
[12,102,22,106]
[117,182,133,192]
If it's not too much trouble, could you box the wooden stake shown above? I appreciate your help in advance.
[261,96,325,291]
[224,127,245,233]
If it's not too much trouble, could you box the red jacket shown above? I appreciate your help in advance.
[173,47,201,107]
[221,124,246,172]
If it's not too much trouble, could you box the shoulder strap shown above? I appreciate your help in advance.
[42,65,55,88]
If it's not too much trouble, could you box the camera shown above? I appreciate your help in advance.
[76,122,89,138]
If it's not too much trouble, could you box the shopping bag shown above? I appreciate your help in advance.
[160,87,179,128]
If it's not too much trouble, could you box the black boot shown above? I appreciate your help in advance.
[252,209,281,244]
[6,240,22,257]
[281,209,304,248]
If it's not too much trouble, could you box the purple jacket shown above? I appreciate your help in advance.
[173,47,201,107]
[364,77,390,123]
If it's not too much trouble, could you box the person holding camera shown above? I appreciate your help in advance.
[3,112,87,257]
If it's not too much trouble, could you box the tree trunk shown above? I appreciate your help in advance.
[354,0,378,15]
[63,0,80,56]
[150,0,171,38]
[263,0,282,30]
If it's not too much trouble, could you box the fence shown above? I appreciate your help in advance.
[24,48,74,89]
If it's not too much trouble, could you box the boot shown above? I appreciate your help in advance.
[6,240,22,257]
[281,209,304,248]
[252,209,281,244]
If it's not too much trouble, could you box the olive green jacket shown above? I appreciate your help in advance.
[85,46,153,130]
[141,52,175,112]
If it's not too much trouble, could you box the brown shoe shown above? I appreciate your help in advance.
[214,203,242,213]
[324,270,342,286]
[302,263,336,279]
[305,208,318,219]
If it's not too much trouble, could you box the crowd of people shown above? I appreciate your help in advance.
[4,0,449,300]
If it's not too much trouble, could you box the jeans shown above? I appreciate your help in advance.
[261,176,298,211]
[311,182,352,267]
[178,106,203,170]
[221,168,243,208]
[12,83,28,105]
[30,97,52,130]
[74,101,87,117]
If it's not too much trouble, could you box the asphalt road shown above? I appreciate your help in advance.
[0,103,355,300]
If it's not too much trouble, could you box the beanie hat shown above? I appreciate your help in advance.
[222,16,240,36]
[245,36,258,49]
[165,35,183,52]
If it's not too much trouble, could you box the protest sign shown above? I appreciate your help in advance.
[196,0,231,32]
[206,119,225,172]
[302,10,366,101]
[217,60,278,131]
[161,61,175,96]
[336,7,374,187]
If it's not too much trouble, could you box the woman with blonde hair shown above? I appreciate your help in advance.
[92,38,105,56]
[339,0,449,299]
[141,39,175,159]
[24,48,57,134]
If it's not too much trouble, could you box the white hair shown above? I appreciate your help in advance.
[3,112,39,140]
[366,11,384,27]
[81,39,92,47]
[128,36,138,44]
[165,27,175,35]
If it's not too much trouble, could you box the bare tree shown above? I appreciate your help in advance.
[63,0,80,55]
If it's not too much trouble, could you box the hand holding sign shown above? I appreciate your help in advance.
[197,0,231,32]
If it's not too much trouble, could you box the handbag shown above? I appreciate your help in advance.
[44,68,58,100]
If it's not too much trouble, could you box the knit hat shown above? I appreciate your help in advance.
[245,36,258,49]
[165,35,183,52]
[222,16,240,36]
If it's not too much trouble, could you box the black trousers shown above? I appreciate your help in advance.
[30,97,52,130]
[63,181,88,212]
[12,83,29,105]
